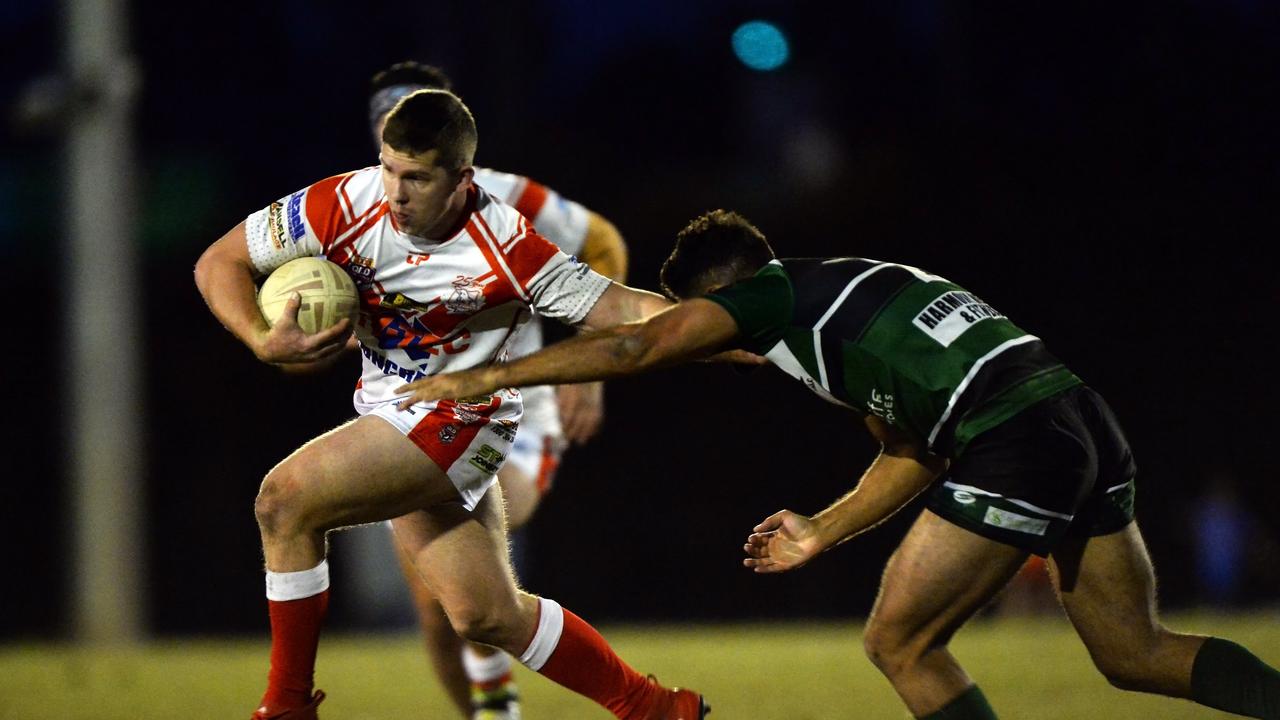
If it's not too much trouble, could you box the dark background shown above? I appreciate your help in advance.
[2,0,1277,638]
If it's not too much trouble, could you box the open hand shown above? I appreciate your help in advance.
[743,510,825,573]
[557,382,604,444]
[393,367,497,411]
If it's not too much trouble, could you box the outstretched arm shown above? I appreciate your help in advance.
[556,210,629,444]
[394,288,741,408]
[743,416,947,573]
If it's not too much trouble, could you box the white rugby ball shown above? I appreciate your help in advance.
[257,257,358,334]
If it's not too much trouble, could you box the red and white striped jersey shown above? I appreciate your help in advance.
[243,166,612,412]
[471,168,591,363]
[473,168,589,259]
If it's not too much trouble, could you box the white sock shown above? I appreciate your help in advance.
[264,560,330,601]
[462,645,514,684]
[517,597,564,672]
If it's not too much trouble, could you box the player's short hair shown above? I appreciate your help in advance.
[660,210,776,299]
[381,89,477,171]
[368,62,453,137]
[370,61,453,94]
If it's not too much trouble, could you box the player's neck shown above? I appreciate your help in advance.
[420,187,475,241]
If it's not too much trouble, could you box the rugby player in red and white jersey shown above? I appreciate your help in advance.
[194,89,707,720]
[365,62,629,720]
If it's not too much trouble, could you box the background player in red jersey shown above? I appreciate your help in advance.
[366,62,629,719]
[194,89,707,720]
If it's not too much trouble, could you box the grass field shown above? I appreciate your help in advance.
[3,609,1277,719]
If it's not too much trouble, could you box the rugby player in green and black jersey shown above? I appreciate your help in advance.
[394,210,1280,720]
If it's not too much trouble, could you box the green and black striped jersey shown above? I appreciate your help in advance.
[705,258,1082,458]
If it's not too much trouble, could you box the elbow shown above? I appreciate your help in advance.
[193,247,217,296]
[610,327,661,372]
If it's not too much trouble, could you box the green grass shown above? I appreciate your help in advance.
[3,610,1278,719]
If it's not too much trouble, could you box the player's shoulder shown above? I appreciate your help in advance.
[472,182,531,242]
[473,166,528,204]
[303,166,383,211]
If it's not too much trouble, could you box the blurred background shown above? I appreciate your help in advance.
[2,0,1278,643]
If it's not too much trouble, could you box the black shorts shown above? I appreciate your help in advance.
[925,385,1137,556]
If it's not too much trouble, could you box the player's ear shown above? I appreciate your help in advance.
[454,166,474,192]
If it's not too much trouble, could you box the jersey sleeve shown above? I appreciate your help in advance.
[243,172,361,275]
[704,262,793,354]
[519,237,613,324]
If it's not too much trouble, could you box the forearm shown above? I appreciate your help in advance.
[810,452,942,550]
[478,323,658,392]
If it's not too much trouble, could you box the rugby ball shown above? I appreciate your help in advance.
[257,257,359,334]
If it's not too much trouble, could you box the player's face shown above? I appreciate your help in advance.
[380,144,473,240]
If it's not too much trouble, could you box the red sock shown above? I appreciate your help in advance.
[532,602,656,719]
[258,589,329,711]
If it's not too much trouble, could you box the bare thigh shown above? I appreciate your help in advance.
[865,510,1028,714]
[264,415,464,528]
[391,486,535,653]
[1049,521,1204,695]
[869,510,1030,652]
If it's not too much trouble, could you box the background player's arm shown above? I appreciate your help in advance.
[194,222,350,364]
[395,293,739,408]
[576,211,628,282]
[743,416,947,573]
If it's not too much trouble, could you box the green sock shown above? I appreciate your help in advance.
[1191,637,1280,719]
[917,685,998,720]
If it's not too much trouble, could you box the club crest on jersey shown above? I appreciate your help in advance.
[346,252,376,284]
[445,275,485,315]
[438,424,459,445]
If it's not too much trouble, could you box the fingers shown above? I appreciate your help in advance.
[752,510,791,533]
[309,317,352,347]
[563,405,603,444]
[392,379,433,411]
[742,556,785,573]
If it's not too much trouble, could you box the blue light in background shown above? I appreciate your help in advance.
[731,20,789,71]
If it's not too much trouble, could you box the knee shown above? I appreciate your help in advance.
[1089,638,1169,692]
[254,466,310,537]
[446,602,513,647]
[1095,659,1149,692]
[863,620,917,677]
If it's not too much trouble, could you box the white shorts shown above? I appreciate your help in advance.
[504,384,567,494]
[358,390,522,511]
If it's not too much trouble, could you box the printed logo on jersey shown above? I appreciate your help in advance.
[267,202,287,249]
[380,292,432,313]
[492,419,518,443]
[468,444,506,474]
[438,424,459,445]
[406,252,430,266]
[445,276,485,314]
[375,314,473,362]
[867,388,896,423]
[912,290,1005,347]
[286,191,306,242]
[453,403,485,424]
[346,252,376,284]
[983,507,1049,536]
